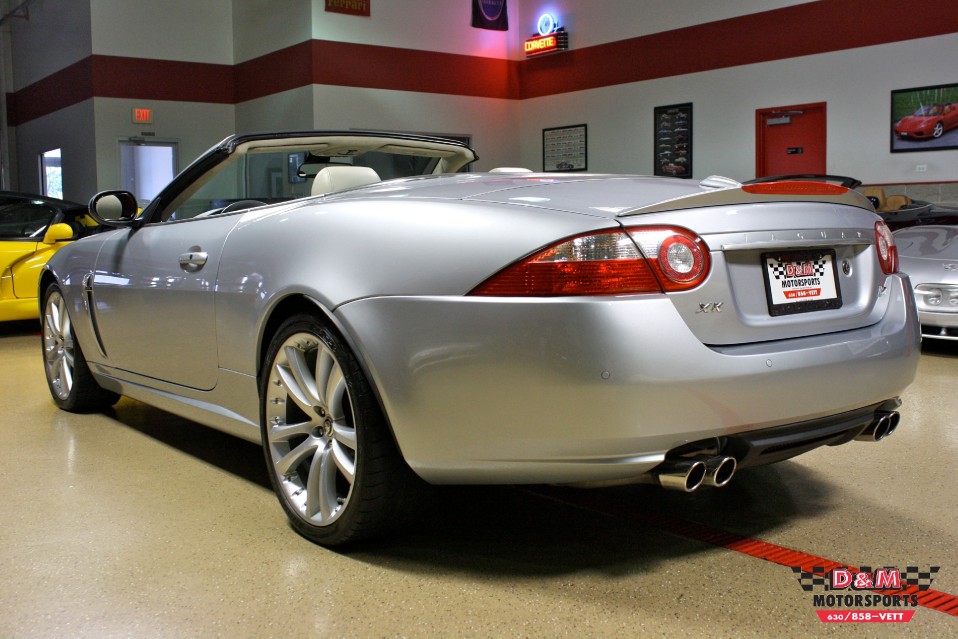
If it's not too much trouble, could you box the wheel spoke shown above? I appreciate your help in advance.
[278,344,320,412]
[269,419,313,443]
[331,440,355,482]
[305,446,340,521]
[274,435,319,477]
[332,423,357,450]
[316,346,342,412]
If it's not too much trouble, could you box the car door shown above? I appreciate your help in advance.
[0,196,57,309]
[91,214,241,390]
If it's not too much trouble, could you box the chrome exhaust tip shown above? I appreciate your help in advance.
[855,411,900,442]
[654,459,707,492]
[701,455,737,488]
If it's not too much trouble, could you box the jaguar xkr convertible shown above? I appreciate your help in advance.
[40,131,920,546]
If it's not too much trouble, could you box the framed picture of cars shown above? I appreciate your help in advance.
[543,124,587,171]
[891,82,958,153]
[654,103,692,178]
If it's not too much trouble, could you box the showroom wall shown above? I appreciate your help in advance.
[517,34,958,182]
[514,0,958,183]
[2,0,956,201]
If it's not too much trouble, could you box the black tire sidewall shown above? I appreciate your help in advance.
[41,283,119,412]
[259,313,389,546]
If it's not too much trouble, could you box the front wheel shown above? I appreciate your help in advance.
[41,283,120,412]
[932,121,944,138]
[261,314,424,546]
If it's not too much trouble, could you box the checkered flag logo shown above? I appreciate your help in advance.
[790,565,940,592]
[770,258,828,281]
[900,566,940,591]
[791,566,828,592]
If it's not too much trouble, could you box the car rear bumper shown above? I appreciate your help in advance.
[336,274,920,484]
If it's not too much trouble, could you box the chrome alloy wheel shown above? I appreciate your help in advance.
[264,332,358,527]
[43,289,75,401]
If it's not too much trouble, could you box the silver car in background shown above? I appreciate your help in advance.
[896,224,958,340]
[40,131,920,546]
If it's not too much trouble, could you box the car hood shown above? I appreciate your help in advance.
[896,225,958,259]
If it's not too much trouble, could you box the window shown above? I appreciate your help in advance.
[40,149,63,199]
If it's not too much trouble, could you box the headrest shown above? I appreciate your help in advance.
[311,166,381,196]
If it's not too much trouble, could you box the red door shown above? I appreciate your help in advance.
[756,102,826,177]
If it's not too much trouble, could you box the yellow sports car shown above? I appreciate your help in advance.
[0,191,95,321]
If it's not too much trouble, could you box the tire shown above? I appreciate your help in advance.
[932,121,944,138]
[41,283,120,412]
[260,314,424,546]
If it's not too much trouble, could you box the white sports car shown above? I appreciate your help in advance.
[41,131,920,546]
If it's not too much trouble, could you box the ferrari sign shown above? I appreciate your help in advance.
[325,0,370,17]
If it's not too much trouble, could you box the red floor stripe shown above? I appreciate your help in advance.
[533,487,958,617]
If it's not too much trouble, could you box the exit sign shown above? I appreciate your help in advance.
[133,108,153,124]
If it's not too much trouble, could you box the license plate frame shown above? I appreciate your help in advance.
[762,249,842,316]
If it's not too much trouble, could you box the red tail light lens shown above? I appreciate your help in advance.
[469,226,710,296]
[742,181,848,196]
[630,227,711,291]
[874,221,898,274]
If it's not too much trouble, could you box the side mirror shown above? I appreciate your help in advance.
[41,222,75,244]
[89,190,139,226]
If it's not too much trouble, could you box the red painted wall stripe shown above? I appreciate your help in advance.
[535,487,958,617]
[6,0,958,125]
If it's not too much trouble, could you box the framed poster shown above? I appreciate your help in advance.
[543,124,587,171]
[890,83,958,153]
[653,103,692,178]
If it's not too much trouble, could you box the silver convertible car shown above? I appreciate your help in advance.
[895,224,958,340]
[41,131,920,546]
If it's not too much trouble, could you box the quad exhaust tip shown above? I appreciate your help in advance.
[654,455,737,492]
[855,410,900,442]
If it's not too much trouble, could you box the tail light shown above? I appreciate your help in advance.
[469,226,710,296]
[874,221,899,274]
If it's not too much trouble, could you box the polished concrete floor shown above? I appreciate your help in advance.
[1,319,956,638]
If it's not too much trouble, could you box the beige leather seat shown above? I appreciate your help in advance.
[311,166,381,196]
[884,194,912,210]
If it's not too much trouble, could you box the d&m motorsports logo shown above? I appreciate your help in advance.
[791,565,941,623]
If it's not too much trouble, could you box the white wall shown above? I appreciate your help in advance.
[519,34,958,184]
[15,100,96,202]
[8,0,91,89]
[517,0,815,49]
[235,87,315,132]
[93,98,236,195]
[90,0,233,63]
[310,0,517,60]
[232,0,310,63]
[4,0,956,200]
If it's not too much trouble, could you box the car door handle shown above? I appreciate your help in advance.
[178,251,209,271]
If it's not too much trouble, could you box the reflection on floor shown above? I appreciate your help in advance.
[2,321,956,637]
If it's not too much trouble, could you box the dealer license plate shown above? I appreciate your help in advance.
[762,250,842,316]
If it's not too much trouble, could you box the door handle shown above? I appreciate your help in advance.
[178,251,209,271]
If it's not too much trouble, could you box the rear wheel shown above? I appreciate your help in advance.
[41,283,120,412]
[261,314,423,546]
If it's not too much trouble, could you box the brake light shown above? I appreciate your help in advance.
[874,221,899,274]
[742,181,848,196]
[469,226,710,296]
